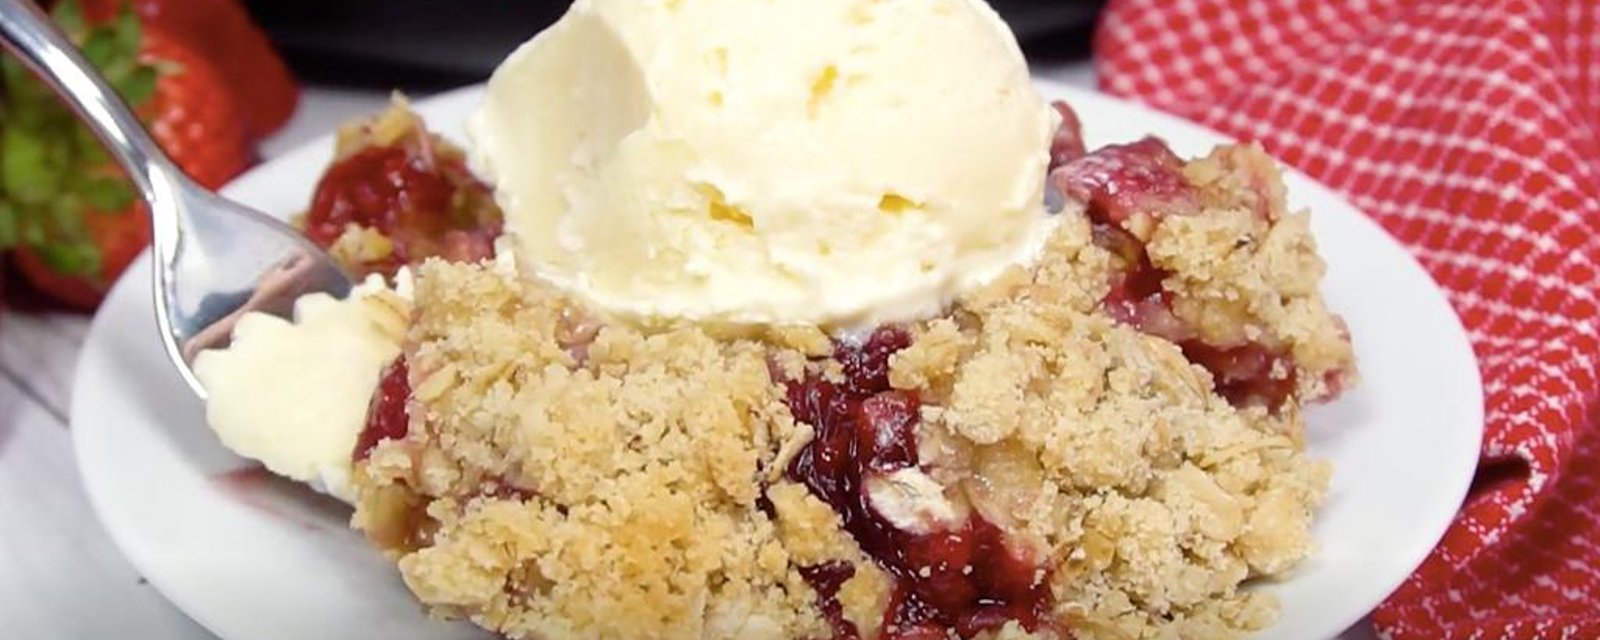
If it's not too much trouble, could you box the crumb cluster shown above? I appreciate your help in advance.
[1153,144,1354,403]
[350,141,1352,640]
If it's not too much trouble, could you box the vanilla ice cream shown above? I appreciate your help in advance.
[470,0,1057,328]
[193,275,412,502]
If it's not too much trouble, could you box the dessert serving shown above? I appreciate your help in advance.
[192,0,1356,638]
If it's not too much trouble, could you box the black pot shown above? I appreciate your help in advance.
[243,0,1105,89]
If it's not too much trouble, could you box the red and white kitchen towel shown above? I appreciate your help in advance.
[1093,0,1599,637]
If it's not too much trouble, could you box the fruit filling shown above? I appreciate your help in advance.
[354,356,411,462]
[1051,136,1197,227]
[302,105,502,280]
[785,328,1051,639]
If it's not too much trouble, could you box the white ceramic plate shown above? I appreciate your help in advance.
[73,83,1482,640]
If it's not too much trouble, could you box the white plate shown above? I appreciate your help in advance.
[73,83,1482,640]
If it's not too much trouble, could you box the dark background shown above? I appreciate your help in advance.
[242,0,1106,90]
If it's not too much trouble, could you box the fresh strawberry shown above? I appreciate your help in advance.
[0,1,251,310]
[11,204,149,310]
[137,26,252,188]
[82,0,298,137]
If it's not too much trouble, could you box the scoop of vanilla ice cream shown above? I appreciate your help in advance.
[470,0,1057,327]
[193,274,412,502]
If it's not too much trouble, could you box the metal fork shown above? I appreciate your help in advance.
[0,0,352,399]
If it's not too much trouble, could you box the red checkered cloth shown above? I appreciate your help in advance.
[1093,0,1600,638]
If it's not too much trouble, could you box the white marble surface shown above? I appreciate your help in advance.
[0,68,1381,640]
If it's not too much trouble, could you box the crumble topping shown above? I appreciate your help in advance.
[355,260,829,639]
[344,130,1353,639]
[768,481,860,567]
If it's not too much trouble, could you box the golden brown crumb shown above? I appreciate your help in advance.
[334,93,425,159]
[765,325,836,358]
[768,481,858,566]
[348,142,1352,640]
[326,224,396,267]
[838,564,893,638]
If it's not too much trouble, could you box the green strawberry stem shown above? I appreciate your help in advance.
[0,0,156,278]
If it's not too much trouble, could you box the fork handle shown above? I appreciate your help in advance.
[0,0,186,220]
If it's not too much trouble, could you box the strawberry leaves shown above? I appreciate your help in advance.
[81,3,158,105]
[0,0,152,278]
[0,202,18,246]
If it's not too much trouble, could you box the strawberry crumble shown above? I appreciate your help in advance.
[324,101,1354,640]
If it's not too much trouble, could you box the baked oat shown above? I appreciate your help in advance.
[341,103,1353,640]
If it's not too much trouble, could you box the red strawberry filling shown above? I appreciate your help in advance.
[1049,136,1196,226]
[354,356,411,461]
[799,563,861,639]
[783,327,1052,640]
[306,143,501,280]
